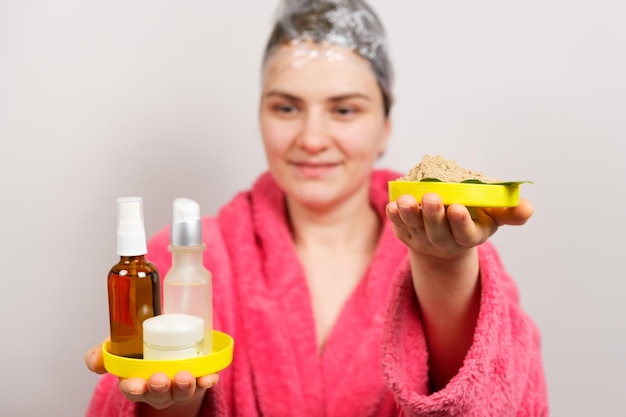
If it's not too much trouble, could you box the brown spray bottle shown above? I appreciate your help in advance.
[107,196,161,358]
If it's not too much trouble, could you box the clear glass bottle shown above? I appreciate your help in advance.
[107,197,161,358]
[163,198,213,354]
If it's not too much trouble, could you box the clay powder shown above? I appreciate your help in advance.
[398,154,500,183]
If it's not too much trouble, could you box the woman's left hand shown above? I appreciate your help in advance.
[385,193,534,261]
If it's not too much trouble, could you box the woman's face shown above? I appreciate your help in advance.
[260,42,391,212]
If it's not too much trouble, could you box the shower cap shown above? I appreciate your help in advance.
[263,0,394,114]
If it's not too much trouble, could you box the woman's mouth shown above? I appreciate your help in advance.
[291,161,340,178]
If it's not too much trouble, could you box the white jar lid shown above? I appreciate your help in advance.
[143,313,204,347]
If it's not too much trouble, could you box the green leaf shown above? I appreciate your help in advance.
[418,178,534,185]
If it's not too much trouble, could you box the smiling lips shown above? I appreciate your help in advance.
[291,161,340,178]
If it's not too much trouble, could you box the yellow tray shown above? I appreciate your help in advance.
[102,330,234,379]
[389,180,528,207]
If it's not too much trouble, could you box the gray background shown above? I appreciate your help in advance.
[1,0,624,415]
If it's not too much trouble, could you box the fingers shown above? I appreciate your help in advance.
[418,195,485,252]
[387,194,425,243]
[171,371,200,405]
[386,193,496,254]
[84,338,108,375]
[419,194,453,248]
[485,198,534,226]
[446,203,484,247]
[386,194,421,242]
[119,372,219,409]
[390,193,457,251]
[121,373,174,409]
[197,373,219,390]
[119,377,150,403]
[145,373,177,409]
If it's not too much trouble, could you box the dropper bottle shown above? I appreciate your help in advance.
[107,197,161,358]
[163,198,213,354]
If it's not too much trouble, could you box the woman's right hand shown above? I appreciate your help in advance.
[84,341,219,412]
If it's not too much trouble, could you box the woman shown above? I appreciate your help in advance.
[85,1,548,416]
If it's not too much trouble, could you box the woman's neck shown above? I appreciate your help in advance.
[287,185,381,255]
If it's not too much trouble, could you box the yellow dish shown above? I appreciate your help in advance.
[102,330,234,379]
[389,180,526,207]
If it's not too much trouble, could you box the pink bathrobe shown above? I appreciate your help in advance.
[86,170,548,416]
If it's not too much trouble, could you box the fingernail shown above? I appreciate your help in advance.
[149,383,168,394]
[175,381,191,391]
[126,380,145,396]
[422,199,438,212]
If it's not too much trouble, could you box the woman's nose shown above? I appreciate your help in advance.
[296,111,330,153]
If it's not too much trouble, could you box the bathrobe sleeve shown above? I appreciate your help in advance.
[381,242,549,417]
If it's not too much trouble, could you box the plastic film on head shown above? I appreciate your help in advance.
[263,0,393,114]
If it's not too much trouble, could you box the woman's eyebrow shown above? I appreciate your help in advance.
[263,91,371,102]
[328,93,371,102]
[263,90,301,101]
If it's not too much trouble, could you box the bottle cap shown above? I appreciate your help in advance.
[116,196,147,256]
[170,198,203,246]
[143,313,205,360]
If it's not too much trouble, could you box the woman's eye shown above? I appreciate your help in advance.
[334,106,357,116]
[275,104,297,114]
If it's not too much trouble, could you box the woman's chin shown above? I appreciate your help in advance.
[287,186,339,210]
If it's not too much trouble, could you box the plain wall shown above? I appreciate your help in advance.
[1,1,625,415]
